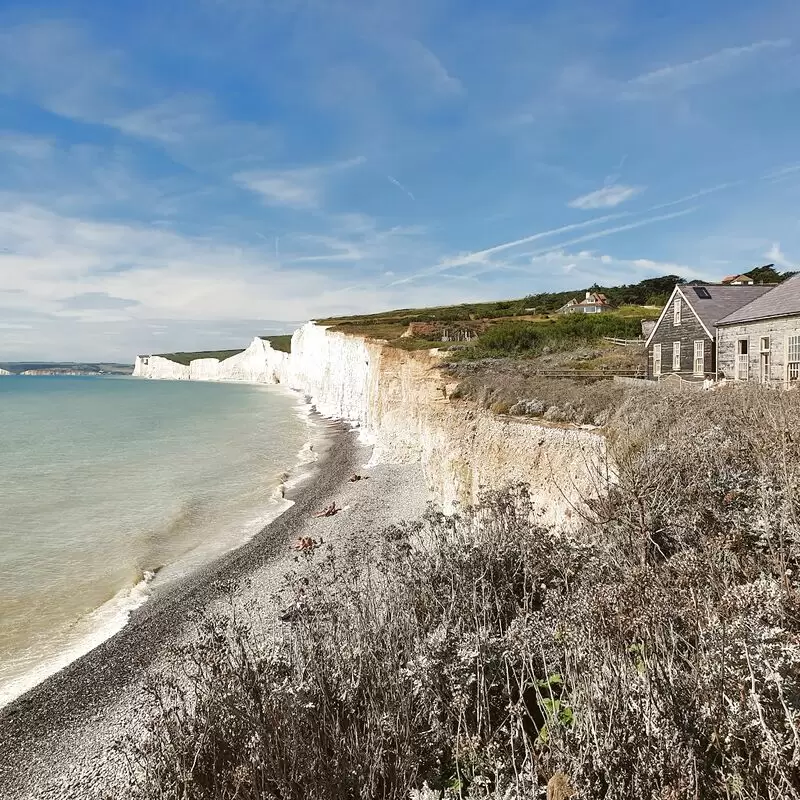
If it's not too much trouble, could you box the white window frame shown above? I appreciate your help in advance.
[736,338,749,381]
[653,343,662,377]
[693,340,705,377]
[672,341,681,371]
[760,336,771,383]
[673,297,682,326]
[787,334,800,383]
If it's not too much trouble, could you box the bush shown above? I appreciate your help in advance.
[122,387,800,800]
[471,315,642,359]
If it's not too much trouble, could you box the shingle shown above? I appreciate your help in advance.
[679,284,773,332]
[716,274,800,325]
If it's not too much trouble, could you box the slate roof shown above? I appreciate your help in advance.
[716,274,800,326]
[678,284,773,333]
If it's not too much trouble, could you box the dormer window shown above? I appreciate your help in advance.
[674,297,682,325]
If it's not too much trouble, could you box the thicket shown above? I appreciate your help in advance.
[460,314,643,359]
[121,388,800,800]
[321,275,682,331]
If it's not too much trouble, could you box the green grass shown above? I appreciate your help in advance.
[260,335,293,353]
[156,349,244,366]
[450,314,644,360]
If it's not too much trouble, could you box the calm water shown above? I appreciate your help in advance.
[0,376,311,705]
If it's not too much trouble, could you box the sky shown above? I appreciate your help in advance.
[1,0,799,360]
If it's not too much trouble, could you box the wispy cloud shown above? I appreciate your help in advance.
[404,40,465,96]
[387,175,415,201]
[627,38,791,94]
[648,182,739,211]
[568,184,643,209]
[765,242,793,269]
[391,208,696,286]
[465,208,698,278]
[0,132,54,159]
[762,163,800,182]
[234,157,366,209]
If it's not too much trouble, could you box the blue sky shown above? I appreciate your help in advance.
[1,0,799,359]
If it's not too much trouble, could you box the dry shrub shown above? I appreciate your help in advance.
[122,386,800,800]
[447,359,628,424]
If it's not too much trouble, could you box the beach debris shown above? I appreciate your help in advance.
[313,501,339,517]
[348,474,370,482]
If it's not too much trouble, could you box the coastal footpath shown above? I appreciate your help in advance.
[134,322,605,528]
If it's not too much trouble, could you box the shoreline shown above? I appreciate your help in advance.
[0,418,371,797]
[0,384,320,711]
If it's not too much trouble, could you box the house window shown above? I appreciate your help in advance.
[653,343,662,377]
[693,340,705,376]
[674,297,682,326]
[787,335,800,382]
[672,341,681,371]
[736,339,749,381]
[760,337,771,383]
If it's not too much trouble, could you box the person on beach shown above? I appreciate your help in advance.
[312,501,339,517]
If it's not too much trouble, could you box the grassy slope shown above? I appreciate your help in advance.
[154,349,244,366]
[259,335,292,353]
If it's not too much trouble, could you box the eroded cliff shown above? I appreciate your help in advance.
[135,323,604,526]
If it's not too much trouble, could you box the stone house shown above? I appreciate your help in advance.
[644,283,772,381]
[715,274,800,385]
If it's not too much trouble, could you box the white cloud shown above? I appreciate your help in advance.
[765,242,793,269]
[628,39,791,93]
[234,157,366,209]
[0,132,54,159]
[405,40,465,96]
[568,184,643,209]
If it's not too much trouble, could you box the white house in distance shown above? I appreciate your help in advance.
[721,273,755,286]
[557,291,612,314]
[715,273,800,385]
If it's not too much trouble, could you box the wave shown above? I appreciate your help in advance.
[0,393,329,709]
[0,569,156,708]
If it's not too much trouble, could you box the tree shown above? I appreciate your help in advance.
[747,264,783,284]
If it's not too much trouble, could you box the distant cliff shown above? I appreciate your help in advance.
[134,324,604,526]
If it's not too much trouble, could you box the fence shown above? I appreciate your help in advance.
[602,336,646,347]
[528,368,647,379]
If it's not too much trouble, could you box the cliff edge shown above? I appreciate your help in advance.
[134,323,605,526]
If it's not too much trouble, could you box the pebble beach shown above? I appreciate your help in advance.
[0,421,429,799]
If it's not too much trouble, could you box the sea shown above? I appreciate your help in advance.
[0,375,312,707]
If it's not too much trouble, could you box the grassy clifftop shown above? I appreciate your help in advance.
[153,349,244,366]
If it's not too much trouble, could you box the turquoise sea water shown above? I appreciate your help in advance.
[0,376,310,705]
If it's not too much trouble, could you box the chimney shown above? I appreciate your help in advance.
[585,291,592,300]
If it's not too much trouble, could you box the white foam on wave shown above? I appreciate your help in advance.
[0,385,332,709]
[0,571,156,708]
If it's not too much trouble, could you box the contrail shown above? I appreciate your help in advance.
[387,175,415,201]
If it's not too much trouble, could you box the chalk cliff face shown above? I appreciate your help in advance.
[133,338,288,384]
[0,368,11,376]
[134,323,604,526]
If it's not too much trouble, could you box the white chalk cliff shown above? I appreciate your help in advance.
[0,368,11,376]
[134,323,604,526]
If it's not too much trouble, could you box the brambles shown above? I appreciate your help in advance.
[123,387,800,799]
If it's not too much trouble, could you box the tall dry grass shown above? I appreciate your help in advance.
[121,387,800,799]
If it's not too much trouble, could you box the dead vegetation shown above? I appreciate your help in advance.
[120,387,800,800]
[446,359,631,424]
